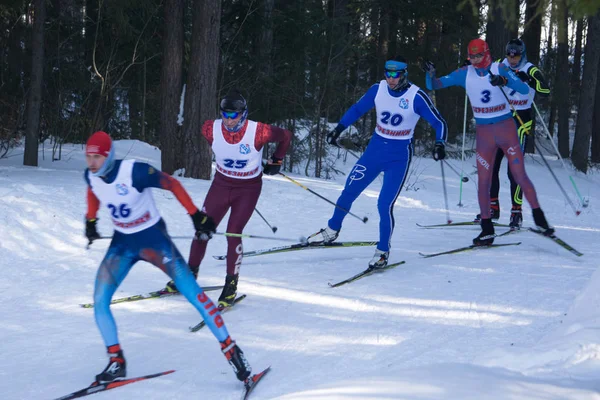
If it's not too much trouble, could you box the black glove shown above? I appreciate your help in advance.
[263,157,282,175]
[516,70,530,82]
[85,219,100,244]
[462,59,471,67]
[191,210,216,241]
[421,60,436,75]
[432,142,446,161]
[326,125,345,147]
[489,73,507,87]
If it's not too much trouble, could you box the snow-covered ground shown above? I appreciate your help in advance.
[1,139,600,400]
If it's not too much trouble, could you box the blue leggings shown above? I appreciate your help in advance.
[328,134,413,252]
[93,219,230,346]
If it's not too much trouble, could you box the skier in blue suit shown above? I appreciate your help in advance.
[308,56,448,268]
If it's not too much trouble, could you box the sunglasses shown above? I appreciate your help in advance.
[507,53,522,58]
[470,52,485,60]
[384,69,406,79]
[221,111,240,119]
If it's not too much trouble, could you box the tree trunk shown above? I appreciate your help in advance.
[182,0,221,179]
[522,0,543,65]
[485,3,517,59]
[159,0,184,174]
[572,13,600,172]
[571,18,584,101]
[24,0,46,167]
[555,0,570,158]
[592,63,600,163]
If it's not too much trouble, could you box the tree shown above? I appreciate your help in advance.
[555,0,570,158]
[182,0,221,179]
[572,12,600,172]
[158,0,184,174]
[24,0,46,167]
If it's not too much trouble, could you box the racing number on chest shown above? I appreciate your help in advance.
[380,111,403,126]
[107,203,131,219]
[223,159,248,169]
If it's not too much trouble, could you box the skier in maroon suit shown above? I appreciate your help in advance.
[166,90,292,308]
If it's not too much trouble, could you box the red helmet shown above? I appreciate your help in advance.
[468,38,492,69]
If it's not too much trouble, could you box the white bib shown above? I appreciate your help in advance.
[373,81,420,140]
[465,63,510,119]
[212,120,262,179]
[500,59,535,110]
[88,159,161,234]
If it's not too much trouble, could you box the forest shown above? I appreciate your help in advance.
[1,0,600,178]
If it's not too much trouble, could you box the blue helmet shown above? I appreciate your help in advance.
[505,38,528,70]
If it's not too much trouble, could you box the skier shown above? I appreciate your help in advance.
[422,38,554,245]
[473,38,551,228]
[84,131,251,384]
[309,55,448,268]
[165,90,292,309]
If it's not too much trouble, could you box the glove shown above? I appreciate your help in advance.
[432,142,446,161]
[516,70,530,82]
[421,60,436,75]
[326,125,345,147]
[85,219,100,244]
[489,73,507,87]
[263,157,282,175]
[462,59,471,67]
[191,210,216,241]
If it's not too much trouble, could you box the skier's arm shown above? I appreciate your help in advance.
[201,120,214,145]
[83,171,100,220]
[498,63,529,95]
[426,67,468,90]
[525,65,550,96]
[254,123,292,159]
[335,84,379,131]
[131,162,198,215]
[414,90,448,143]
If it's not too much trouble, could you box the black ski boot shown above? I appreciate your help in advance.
[509,205,523,230]
[218,274,239,309]
[165,266,198,293]
[95,346,126,383]
[532,208,555,236]
[473,218,495,246]
[221,336,252,382]
[474,199,500,222]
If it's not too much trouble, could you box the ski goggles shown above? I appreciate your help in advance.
[469,52,485,60]
[384,69,406,79]
[221,111,241,119]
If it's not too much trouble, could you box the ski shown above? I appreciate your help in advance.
[328,261,405,288]
[53,370,175,400]
[189,294,248,332]
[212,241,378,260]
[241,366,271,400]
[416,221,511,228]
[496,227,526,237]
[419,242,521,258]
[528,228,583,257]
[80,285,223,308]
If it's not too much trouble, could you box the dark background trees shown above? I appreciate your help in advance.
[2,0,599,175]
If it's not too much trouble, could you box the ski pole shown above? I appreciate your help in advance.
[440,160,453,224]
[254,208,278,233]
[495,83,580,215]
[458,90,469,207]
[532,101,588,208]
[443,159,469,182]
[213,232,307,243]
[277,172,368,223]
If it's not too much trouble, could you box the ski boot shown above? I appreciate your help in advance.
[218,274,238,309]
[474,199,500,223]
[509,206,523,230]
[165,267,198,293]
[221,336,252,381]
[95,345,126,383]
[368,249,389,269]
[473,218,495,246]
[307,226,339,244]
[532,208,555,236]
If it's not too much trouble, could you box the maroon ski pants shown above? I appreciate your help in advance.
[189,173,262,275]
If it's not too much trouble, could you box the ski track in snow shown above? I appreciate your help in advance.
[1,141,600,399]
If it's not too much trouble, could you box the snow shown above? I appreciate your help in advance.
[1,140,600,400]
